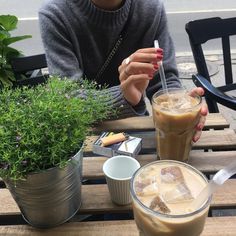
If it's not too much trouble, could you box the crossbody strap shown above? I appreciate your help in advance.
[93,0,133,82]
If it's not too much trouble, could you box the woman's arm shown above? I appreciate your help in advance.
[39,11,83,80]
[39,10,147,120]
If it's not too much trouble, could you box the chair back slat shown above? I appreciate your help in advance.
[10,54,48,87]
[190,43,211,81]
[186,17,236,44]
[185,17,236,113]
[222,36,233,85]
[10,54,47,73]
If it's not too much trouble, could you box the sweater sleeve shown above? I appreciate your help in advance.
[72,85,147,120]
[146,1,182,102]
[38,10,83,80]
[102,86,147,120]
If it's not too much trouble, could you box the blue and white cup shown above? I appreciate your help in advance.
[103,155,141,205]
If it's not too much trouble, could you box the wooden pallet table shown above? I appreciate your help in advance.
[1,113,236,235]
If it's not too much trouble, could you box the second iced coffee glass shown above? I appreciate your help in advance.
[152,88,202,162]
[130,160,211,236]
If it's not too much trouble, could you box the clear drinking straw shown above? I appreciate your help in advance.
[154,40,168,92]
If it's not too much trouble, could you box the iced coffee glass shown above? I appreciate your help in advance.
[152,88,202,162]
[130,160,211,236]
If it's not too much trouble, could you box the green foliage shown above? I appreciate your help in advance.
[0,77,111,180]
[0,15,31,87]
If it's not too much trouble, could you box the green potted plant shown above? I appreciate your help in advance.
[0,77,111,228]
[0,14,31,87]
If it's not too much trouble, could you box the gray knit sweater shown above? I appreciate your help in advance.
[38,0,181,119]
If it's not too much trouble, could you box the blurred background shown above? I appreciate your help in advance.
[1,0,236,56]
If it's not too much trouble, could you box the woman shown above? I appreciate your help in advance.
[39,0,207,141]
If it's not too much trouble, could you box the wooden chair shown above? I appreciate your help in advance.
[185,17,236,112]
[10,54,49,87]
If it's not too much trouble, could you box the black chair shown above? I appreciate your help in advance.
[185,17,236,112]
[10,54,49,87]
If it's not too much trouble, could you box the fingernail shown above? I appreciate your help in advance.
[197,124,204,130]
[193,133,201,142]
[157,55,163,60]
[192,136,198,143]
[154,64,158,69]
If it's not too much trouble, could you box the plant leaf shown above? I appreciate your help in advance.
[3,46,21,63]
[4,68,15,81]
[0,57,6,65]
[0,15,18,31]
[0,30,10,41]
[3,35,32,46]
[0,69,14,86]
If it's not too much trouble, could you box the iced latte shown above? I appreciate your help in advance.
[152,89,201,162]
[130,160,211,236]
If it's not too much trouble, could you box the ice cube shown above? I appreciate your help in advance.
[162,182,194,204]
[135,179,158,197]
[149,195,170,214]
[178,95,194,109]
[135,179,152,196]
[142,182,159,196]
[161,166,184,184]
[160,101,170,109]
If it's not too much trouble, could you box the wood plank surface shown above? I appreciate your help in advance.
[93,113,229,133]
[84,129,236,153]
[1,180,236,215]
[1,151,235,184]
[1,150,235,186]
[83,180,236,213]
[82,151,236,179]
[0,217,236,235]
[195,129,236,150]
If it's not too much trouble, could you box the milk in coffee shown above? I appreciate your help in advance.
[131,160,210,236]
[152,89,201,162]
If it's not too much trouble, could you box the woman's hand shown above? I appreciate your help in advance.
[118,48,163,106]
[190,87,208,142]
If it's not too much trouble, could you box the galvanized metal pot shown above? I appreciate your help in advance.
[5,147,83,228]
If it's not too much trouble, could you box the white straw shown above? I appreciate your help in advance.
[154,40,168,92]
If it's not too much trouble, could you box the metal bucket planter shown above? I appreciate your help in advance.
[4,147,83,228]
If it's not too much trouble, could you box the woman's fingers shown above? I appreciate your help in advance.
[119,47,163,73]
[189,87,205,97]
[118,47,164,105]
[135,47,163,54]
[196,113,206,131]
[130,50,163,64]
[127,61,158,76]
[120,73,152,105]
[193,130,202,143]
[125,49,163,64]
[189,87,208,142]
[120,73,153,91]
[119,62,158,83]
[200,102,208,116]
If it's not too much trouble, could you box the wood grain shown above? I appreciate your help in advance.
[82,151,236,179]
[2,150,234,185]
[93,113,229,133]
[0,217,236,235]
[1,180,236,215]
[84,129,236,154]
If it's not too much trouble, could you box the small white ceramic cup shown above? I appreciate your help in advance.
[103,155,141,205]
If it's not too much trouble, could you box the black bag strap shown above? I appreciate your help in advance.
[93,0,133,81]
